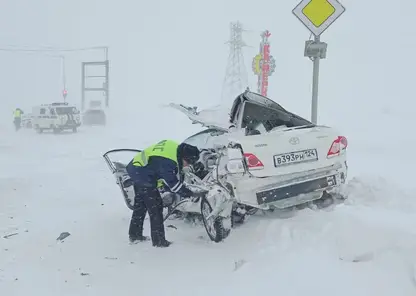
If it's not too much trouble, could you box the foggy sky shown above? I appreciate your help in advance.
[1,0,415,142]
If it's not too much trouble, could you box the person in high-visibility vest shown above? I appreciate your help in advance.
[13,108,23,130]
[126,139,205,247]
[13,108,22,118]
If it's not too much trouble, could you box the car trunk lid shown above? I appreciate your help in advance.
[238,125,345,177]
[168,103,230,132]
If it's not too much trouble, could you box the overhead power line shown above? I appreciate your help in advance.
[0,45,107,52]
[0,45,109,61]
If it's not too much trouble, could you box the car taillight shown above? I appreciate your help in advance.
[243,153,264,169]
[327,136,348,158]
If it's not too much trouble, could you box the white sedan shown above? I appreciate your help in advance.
[170,89,348,213]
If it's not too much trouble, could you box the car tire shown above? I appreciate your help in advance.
[72,127,77,133]
[200,196,230,242]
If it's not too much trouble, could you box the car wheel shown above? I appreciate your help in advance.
[200,196,230,242]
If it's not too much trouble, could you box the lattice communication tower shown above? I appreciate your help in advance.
[221,22,249,104]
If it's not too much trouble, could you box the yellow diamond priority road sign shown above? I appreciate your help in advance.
[292,0,345,37]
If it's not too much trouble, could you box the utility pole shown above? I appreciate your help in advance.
[0,45,109,107]
[61,55,67,102]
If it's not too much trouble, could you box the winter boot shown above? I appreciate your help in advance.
[152,239,172,248]
[129,235,150,244]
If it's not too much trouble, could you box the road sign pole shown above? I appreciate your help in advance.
[304,37,327,124]
[292,0,346,124]
[311,35,320,124]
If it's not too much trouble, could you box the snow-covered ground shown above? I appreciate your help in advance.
[1,111,416,296]
[3,0,416,294]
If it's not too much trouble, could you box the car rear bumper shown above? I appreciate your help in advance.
[230,162,347,209]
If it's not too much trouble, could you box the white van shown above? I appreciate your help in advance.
[31,102,81,133]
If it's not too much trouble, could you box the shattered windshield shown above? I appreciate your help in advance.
[242,102,313,134]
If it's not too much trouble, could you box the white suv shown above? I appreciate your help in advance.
[31,102,81,133]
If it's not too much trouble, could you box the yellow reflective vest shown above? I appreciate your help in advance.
[132,140,179,188]
[14,109,22,118]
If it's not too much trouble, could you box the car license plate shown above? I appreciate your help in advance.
[274,149,318,167]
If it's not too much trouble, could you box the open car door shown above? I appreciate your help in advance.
[103,149,141,174]
[168,103,230,132]
[103,149,141,210]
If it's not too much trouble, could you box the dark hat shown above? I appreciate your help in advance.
[178,143,200,165]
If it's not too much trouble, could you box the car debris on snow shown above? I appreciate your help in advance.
[3,232,18,239]
[56,232,71,241]
[233,259,247,271]
[339,252,374,263]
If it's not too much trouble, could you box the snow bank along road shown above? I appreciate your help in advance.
[1,127,416,296]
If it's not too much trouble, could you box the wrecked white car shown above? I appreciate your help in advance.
[171,89,348,214]
[103,90,348,243]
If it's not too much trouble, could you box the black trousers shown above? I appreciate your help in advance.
[128,186,165,244]
[13,118,21,128]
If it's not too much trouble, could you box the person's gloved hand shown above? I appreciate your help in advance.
[161,192,178,207]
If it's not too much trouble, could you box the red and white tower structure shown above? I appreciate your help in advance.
[252,30,276,96]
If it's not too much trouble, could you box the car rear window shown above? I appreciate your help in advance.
[242,102,312,133]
